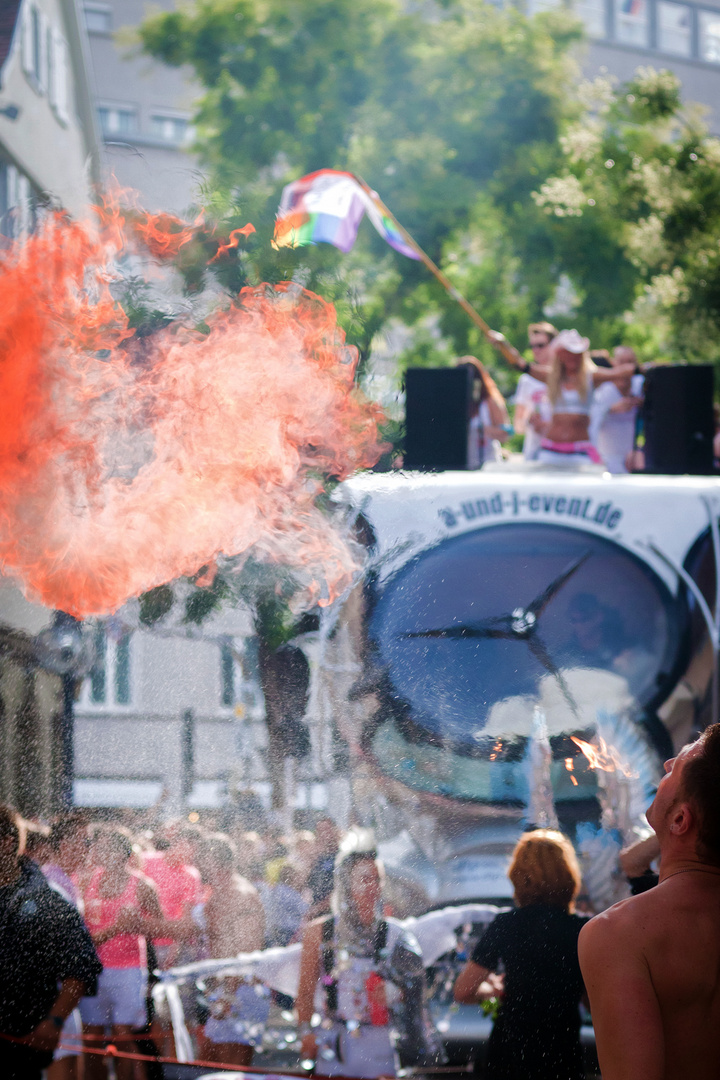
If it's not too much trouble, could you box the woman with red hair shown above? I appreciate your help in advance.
[454,829,588,1080]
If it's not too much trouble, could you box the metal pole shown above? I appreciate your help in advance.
[181,708,194,805]
[60,672,75,809]
[352,173,525,368]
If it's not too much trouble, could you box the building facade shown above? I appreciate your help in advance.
[565,0,720,131]
[0,583,68,818]
[0,0,100,226]
[82,0,203,213]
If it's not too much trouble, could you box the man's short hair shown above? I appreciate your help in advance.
[680,724,720,864]
[0,805,23,855]
[528,321,558,340]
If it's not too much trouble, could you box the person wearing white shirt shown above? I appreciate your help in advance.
[591,346,644,473]
[512,323,556,460]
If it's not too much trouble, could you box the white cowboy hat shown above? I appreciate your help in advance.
[551,328,590,354]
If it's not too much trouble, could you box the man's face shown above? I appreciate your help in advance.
[612,346,636,368]
[528,331,552,365]
[647,740,703,834]
[168,837,193,866]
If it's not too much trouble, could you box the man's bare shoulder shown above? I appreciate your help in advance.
[580,890,660,951]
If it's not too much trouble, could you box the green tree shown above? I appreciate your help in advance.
[528,66,720,363]
[139,0,581,361]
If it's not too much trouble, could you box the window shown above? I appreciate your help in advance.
[74,778,163,808]
[22,2,48,92]
[526,0,562,12]
[84,627,134,707]
[84,4,112,33]
[98,106,138,136]
[574,0,607,36]
[614,0,649,45]
[0,164,36,237]
[700,9,720,60]
[31,6,41,77]
[0,163,17,237]
[48,29,70,123]
[658,0,692,53]
[150,114,191,145]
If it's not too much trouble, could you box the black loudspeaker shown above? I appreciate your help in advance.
[405,367,473,470]
[643,365,714,475]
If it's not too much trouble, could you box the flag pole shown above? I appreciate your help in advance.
[353,174,524,369]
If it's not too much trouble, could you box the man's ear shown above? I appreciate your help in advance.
[669,801,694,837]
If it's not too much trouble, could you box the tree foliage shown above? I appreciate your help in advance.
[530,67,720,362]
[140,0,720,375]
[139,0,580,365]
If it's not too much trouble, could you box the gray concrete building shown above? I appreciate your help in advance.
[82,0,203,213]
[566,0,720,131]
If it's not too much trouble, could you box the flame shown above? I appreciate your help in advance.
[570,735,638,779]
[130,211,198,260]
[564,757,578,786]
[489,739,503,762]
[0,205,386,618]
[210,224,257,263]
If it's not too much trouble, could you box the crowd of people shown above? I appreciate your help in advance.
[0,809,343,1078]
[462,322,646,472]
[3,724,720,1080]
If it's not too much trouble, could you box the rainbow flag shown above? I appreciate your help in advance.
[273,169,420,260]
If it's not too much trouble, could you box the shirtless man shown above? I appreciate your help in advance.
[202,833,267,1067]
[579,723,720,1080]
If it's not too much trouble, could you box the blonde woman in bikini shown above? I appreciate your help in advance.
[502,329,636,466]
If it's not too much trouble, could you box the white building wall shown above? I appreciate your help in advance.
[73,615,273,812]
[0,0,99,217]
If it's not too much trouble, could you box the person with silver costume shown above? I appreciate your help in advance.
[296,829,442,1078]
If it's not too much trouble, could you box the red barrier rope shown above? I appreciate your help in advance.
[0,1029,375,1078]
[3,1029,468,1076]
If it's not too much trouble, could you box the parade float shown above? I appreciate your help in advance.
[317,465,720,912]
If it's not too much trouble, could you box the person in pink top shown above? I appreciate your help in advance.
[80,828,164,1080]
[42,817,91,1080]
[142,830,201,969]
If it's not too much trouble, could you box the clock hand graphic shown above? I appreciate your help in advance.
[401,552,591,721]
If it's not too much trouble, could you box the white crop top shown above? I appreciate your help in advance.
[552,381,593,417]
